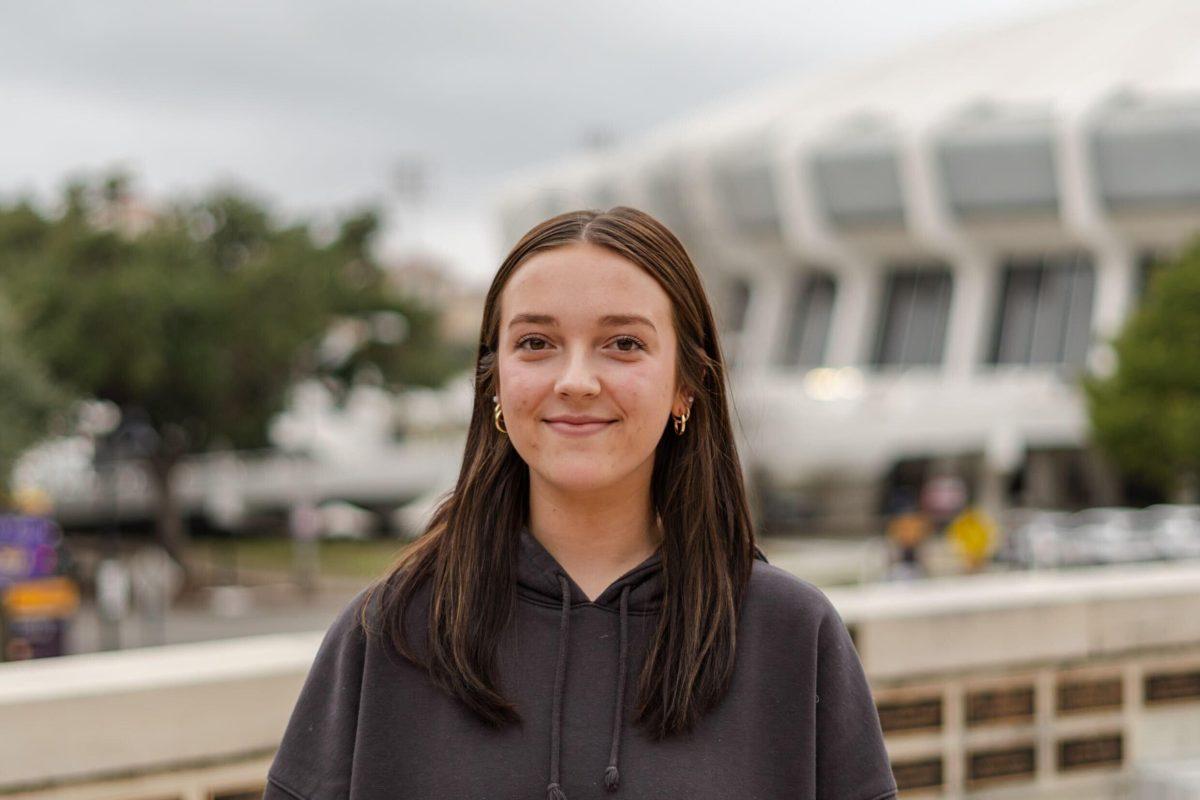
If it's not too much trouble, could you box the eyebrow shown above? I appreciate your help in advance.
[507,313,657,332]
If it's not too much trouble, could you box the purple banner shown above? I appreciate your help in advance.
[0,515,62,585]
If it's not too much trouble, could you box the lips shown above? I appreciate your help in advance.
[544,417,617,436]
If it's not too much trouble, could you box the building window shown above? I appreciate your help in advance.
[718,276,753,367]
[645,163,694,242]
[779,272,836,368]
[989,252,1095,366]
[872,266,953,367]
[936,122,1059,218]
[1091,99,1200,211]
[720,276,752,335]
[811,146,906,227]
[713,159,781,237]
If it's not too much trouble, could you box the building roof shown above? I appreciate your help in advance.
[501,0,1200,201]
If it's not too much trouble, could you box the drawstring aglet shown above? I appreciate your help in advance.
[604,765,621,791]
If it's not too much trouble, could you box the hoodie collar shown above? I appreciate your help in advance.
[514,523,769,798]
[515,524,657,798]
[516,525,665,613]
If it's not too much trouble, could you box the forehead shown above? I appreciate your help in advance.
[500,242,672,323]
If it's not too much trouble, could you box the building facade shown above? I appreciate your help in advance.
[497,0,1200,535]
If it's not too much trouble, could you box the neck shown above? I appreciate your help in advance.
[527,468,662,603]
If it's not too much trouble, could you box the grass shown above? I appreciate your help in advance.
[195,536,410,581]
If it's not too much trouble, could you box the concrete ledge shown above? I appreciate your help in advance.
[825,560,1200,680]
[6,560,1200,797]
[0,634,321,792]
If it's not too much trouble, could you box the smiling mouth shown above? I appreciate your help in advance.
[544,420,616,436]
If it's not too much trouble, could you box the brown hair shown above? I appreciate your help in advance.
[362,206,757,739]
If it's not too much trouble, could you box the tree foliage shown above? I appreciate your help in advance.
[1084,237,1200,501]
[0,171,470,565]
[0,295,72,500]
[0,172,464,456]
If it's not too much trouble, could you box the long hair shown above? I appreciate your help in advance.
[362,206,757,739]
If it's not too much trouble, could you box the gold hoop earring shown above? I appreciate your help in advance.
[673,407,690,435]
[493,397,507,434]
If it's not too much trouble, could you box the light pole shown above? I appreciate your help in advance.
[89,406,159,650]
[273,310,409,601]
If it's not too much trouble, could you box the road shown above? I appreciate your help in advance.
[65,578,366,655]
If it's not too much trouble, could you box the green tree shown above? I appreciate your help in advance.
[0,296,72,504]
[1084,237,1200,503]
[0,172,467,577]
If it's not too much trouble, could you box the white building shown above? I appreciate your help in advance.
[497,0,1200,535]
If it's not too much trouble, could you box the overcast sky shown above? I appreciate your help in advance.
[1,0,1079,284]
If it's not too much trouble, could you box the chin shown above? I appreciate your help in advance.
[535,461,620,493]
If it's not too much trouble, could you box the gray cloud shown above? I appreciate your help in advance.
[0,0,1077,276]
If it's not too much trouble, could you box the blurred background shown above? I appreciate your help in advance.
[2,0,1199,798]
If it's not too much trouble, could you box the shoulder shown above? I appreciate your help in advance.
[746,559,839,619]
[328,572,434,667]
[309,580,391,660]
[303,585,374,670]
[741,560,849,645]
[743,562,872,689]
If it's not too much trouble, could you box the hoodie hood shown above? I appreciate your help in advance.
[516,525,769,611]
[513,524,768,799]
[516,525,666,614]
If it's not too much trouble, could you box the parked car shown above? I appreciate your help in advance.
[1146,504,1200,559]
[998,504,1200,570]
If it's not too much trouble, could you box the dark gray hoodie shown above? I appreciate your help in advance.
[263,528,897,800]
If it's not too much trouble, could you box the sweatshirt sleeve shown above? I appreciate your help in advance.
[264,592,368,800]
[814,600,898,800]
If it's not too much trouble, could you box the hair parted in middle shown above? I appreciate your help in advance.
[361,206,757,740]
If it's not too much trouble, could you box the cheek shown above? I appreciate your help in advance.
[609,363,673,428]
[499,364,552,458]
[499,362,544,412]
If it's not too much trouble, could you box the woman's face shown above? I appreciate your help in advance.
[496,241,691,495]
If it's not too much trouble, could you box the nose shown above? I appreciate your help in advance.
[554,345,601,398]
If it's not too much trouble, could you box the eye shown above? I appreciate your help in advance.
[516,334,551,351]
[612,335,647,353]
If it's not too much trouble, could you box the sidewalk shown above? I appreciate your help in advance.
[66,577,366,655]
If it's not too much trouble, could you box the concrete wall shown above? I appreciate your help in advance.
[5,561,1200,798]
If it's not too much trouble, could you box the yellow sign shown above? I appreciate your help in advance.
[948,508,998,569]
[3,576,80,619]
[12,486,54,516]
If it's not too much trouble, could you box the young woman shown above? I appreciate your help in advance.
[264,207,897,800]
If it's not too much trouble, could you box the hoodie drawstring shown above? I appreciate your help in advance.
[547,575,571,800]
[546,575,634,799]
[604,584,631,791]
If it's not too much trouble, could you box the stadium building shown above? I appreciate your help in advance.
[497,0,1200,535]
